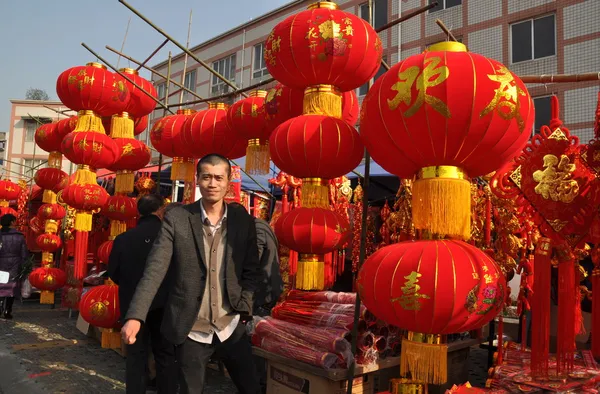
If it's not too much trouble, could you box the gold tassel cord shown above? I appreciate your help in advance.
[74,110,105,133]
[74,165,98,186]
[48,151,63,169]
[301,178,330,208]
[40,291,55,305]
[296,255,325,290]
[110,113,134,139]
[115,171,135,194]
[171,158,195,182]
[41,252,53,263]
[412,166,471,240]
[42,190,57,204]
[110,220,127,238]
[44,220,58,234]
[245,140,271,175]
[400,337,448,385]
[303,84,343,118]
[74,212,93,232]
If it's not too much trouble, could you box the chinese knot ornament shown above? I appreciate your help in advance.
[227,91,270,175]
[79,279,121,348]
[357,240,505,384]
[275,207,350,290]
[360,42,534,240]
[151,109,196,182]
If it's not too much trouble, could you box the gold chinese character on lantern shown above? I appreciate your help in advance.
[484,273,494,284]
[392,271,430,311]
[480,65,527,132]
[78,139,89,150]
[92,142,103,153]
[250,104,259,118]
[388,56,451,118]
[533,154,579,203]
[122,143,134,156]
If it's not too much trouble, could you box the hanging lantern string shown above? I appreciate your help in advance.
[80,43,176,115]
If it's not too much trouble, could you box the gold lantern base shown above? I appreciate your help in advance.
[40,290,55,305]
[110,112,134,139]
[42,190,57,204]
[303,84,342,118]
[400,332,448,385]
[74,165,97,186]
[301,178,329,208]
[412,166,471,241]
[115,171,135,195]
[390,378,428,394]
[296,254,325,291]
[101,328,122,349]
[246,139,270,175]
[110,220,127,238]
[74,110,105,133]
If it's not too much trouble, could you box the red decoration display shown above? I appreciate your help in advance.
[79,280,121,348]
[120,68,157,118]
[151,109,196,182]
[29,267,67,292]
[61,132,120,171]
[264,2,382,91]
[134,115,149,136]
[97,240,114,264]
[34,123,61,153]
[37,203,67,222]
[103,195,137,238]
[61,184,109,214]
[34,168,69,193]
[36,233,62,252]
[55,116,78,140]
[109,139,151,171]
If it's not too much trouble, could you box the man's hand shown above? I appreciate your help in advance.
[121,320,141,345]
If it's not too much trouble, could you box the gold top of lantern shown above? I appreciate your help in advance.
[304,84,341,96]
[308,1,339,10]
[87,62,107,70]
[407,332,445,345]
[208,102,228,110]
[249,90,268,98]
[426,41,467,53]
[113,112,131,119]
[417,166,469,181]
[119,67,138,75]
[177,109,196,115]
[78,110,97,117]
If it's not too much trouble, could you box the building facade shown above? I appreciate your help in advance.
[145,0,600,160]
[6,100,75,183]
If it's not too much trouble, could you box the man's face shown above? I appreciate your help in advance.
[197,162,230,204]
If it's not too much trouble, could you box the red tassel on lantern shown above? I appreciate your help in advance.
[556,244,577,375]
[592,268,600,358]
[531,238,551,378]
[74,231,89,280]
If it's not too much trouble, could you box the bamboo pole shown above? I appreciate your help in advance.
[136,39,169,72]
[116,17,132,69]
[118,0,247,97]
[435,19,459,42]
[105,46,204,100]
[375,2,437,33]
[520,72,600,83]
[178,10,193,105]
[157,52,172,194]
[81,43,175,115]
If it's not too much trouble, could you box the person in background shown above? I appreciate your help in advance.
[0,214,28,319]
[121,153,262,394]
[252,217,283,316]
[108,195,178,394]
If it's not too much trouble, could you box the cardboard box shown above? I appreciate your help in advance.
[267,361,374,394]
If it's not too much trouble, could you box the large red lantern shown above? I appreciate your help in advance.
[358,240,506,384]
[181,103,242,161]
[34,122,60,153]
[36,233,62,253]
[120,68,157,118]
[61,131,119,185]
[37,203,67,222]
[0,180,21,207]
[34,167,69,198]
[227,91,270,175]
[29,267,67,304]
[79,280,121,348]
[103,195,137,237]
[55,116,78,139]
[270,115,363,207]
[275,207,350,290]
[56,63,130,133]
[97,240,114,264]
[151,109,196,182]
[264,1,382,92]
[109,139,151,194]
[134,115,149,136]
[360,41,534,240]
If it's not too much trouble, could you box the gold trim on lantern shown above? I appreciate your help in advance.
[171,157,195,182]
[110,112,134,139]
[119,67,138,75]
[303,84,343,118]
[48,151,63,169]
[407,332,445,345]
[0,201,8,208]
[308,1,339,10]
[296,254,325,291]
[417,166,469,181]
[178,109,196,115]
[40,290,55,305]
[426,41,467,53]
[45,220,58,234]
[249,90,268,98]
[208,102,227,110]
[301,178,330,208]
[43,190,57,204]
[87,62,107,70]
[75,110,104,133]
[115,170,135,194]
[75,165,98,186]
[390,378,427,394]
[401,331,448,385]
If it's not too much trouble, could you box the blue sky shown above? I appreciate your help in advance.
[0,0,290,131]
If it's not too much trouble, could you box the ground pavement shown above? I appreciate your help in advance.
[0,297,490,393]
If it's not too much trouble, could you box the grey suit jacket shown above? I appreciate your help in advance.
[125,202,261,345]
[253,218,283,314]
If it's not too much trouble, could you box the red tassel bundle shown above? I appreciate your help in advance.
[530,238,551,378]
[592,268,600,358]
[74,231,89,280]
[556,245,577,375]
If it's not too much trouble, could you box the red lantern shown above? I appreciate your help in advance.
[79,280,121,348]
[56,63,130,132]
[97,240,114,264]
[62,184,109,216]
[120,68,157,118]
[34,168,69,193]
[34,122,61,153]
[134,115,149,136]
[227,138,249,161]
[0,180,21,205]
[360,41,534,240]
[269,115,363,207]
[55,116,78,140]
[104,195,138,237]
[29,216,43,235]
[0,207,17,217]
[61,132,119,171]
[227,91,270,174]
[264,2,382,92]
[29,267,67,304]
[275,207,350,290]
[37,203,67,222]
[181,103,242,161]
[342,90,359,127]
[357,240,505,384]
[36,233,62,253]
[151,109,196,182]
[109,139,151,194]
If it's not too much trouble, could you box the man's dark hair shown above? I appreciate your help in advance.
[0,214,16,228]
[196,153,231,178]
[137,194,165,217]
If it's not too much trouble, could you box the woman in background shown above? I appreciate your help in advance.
[0,214,28,319]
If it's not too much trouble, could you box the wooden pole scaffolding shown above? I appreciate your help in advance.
[105,45,204,101]
[435,19,459,42]
[520,72,600,83]
[118,0,248,97]
[157,52,172,195]
[136,38,169,72]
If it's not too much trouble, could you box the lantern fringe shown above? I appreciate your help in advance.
[115,172,135,194]
[301,183,329,209]
[74,112,105,133]
[48,151,63,168]
[110,220,127,238]
[412,178,471,240]
[45,220,58,234]
[41,252,53,264]
[74,167,97,186]
[42,190,57,204]
[592,269,600,358]
[531,239,551,378]
[295,258,324,291]
[110,114,134,139]
[101,329,122,349]
[75,212,93,232]
[171,159,195,182]
[557,257,577,374]
[303,87,342,118]
[74,231,89,280]
[40,290,54,305]
[400,339,448,385]
[246,142,270,175]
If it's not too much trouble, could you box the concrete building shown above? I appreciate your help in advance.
[145,0,600,159]
[6,100,76,183]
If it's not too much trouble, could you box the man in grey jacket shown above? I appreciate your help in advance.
[121,153,262,394]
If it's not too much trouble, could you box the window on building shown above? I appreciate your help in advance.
[358,56,388,96]
[156,83,166,99]
[533,96,552,135]
[360,0,388,29]
[22,158,46,178]
[24,119,38,142]
[184,70,197,92]
[253,43,269,79]
[211,54,237,95]
[429,0,462,12]
[511,15,556,63]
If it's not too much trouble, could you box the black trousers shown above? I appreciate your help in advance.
[176,322,260,394]
[126,308,177,394]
